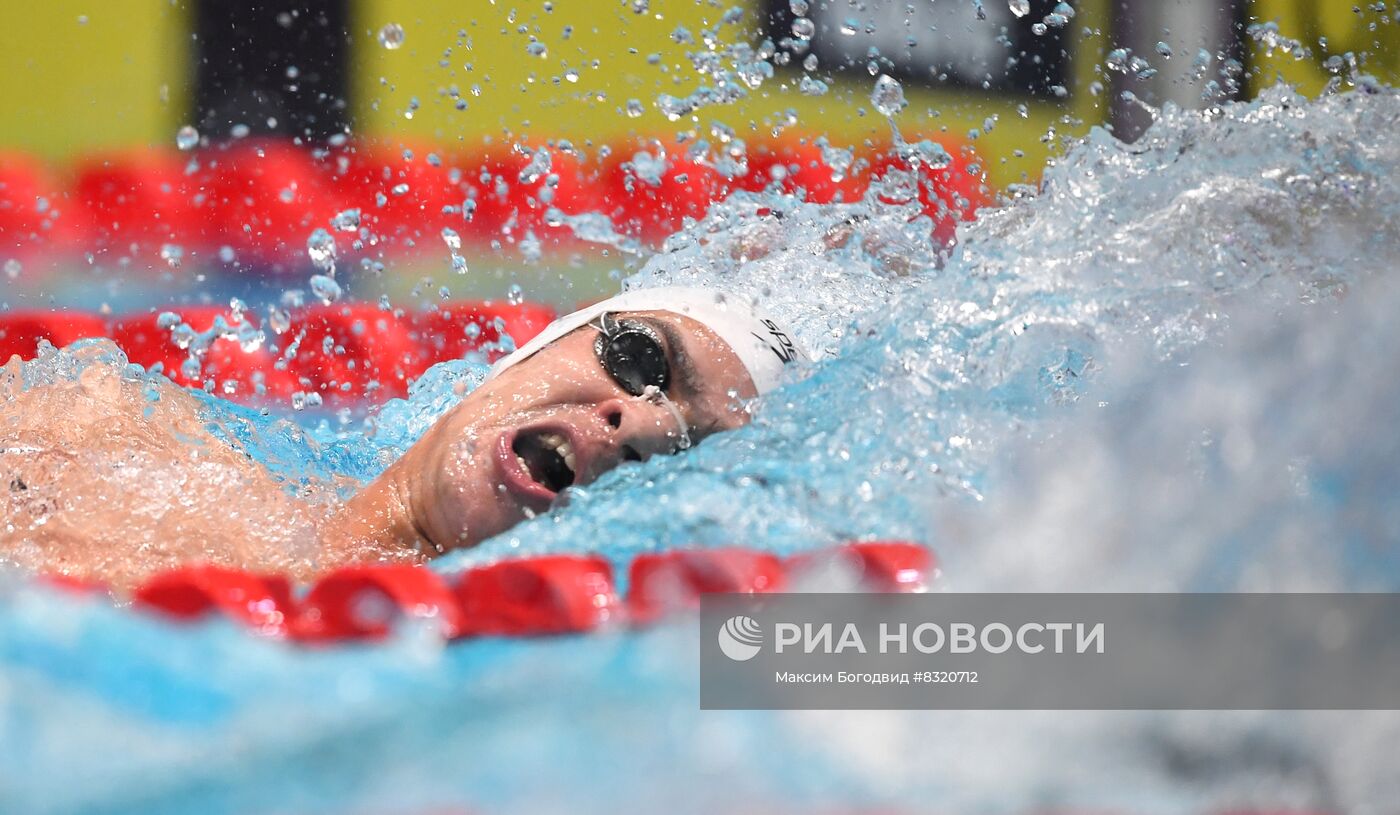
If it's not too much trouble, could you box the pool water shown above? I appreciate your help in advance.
[2,84,1399,814]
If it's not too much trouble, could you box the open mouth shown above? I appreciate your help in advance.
[510,430,577,494]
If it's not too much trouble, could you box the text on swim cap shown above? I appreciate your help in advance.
[753,319,798,364]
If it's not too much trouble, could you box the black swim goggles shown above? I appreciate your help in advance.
[591,312,671,397]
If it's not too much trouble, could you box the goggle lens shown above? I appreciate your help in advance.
[595,318,670,396]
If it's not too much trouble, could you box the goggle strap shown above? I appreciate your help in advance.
[639,384,691,451]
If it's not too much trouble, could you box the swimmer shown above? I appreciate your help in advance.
[0,287,805,587]
[325,286,805,555]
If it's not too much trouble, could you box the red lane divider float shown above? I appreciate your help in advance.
[134,565,295,637]
[0,299,556,403]
[293,564,466,641]
[110,305,298,398]
[0,135,987,263]
[284,303,420,404]
[74,150,199,253]
[407,300,556,373]
[627,548,786,624]
[0,151,81,254]
[0,310,110,361]
[454,554,619,636]
[785,540,935,592]
[49,542,934,644]
[189,141,338,265]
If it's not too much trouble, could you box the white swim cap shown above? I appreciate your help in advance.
[486,286,807,394]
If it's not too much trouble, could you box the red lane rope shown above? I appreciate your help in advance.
[0,300,555,402]
[49,542,935,644]
[0,136,987,261]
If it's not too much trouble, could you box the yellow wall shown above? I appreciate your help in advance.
[352,0,1113,189]
[15,0,1393,189]
[0,0,190,159]
[0,0,1119,188]
[1248,0,1400,96]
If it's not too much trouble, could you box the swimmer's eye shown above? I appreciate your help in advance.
[592,314,671,397]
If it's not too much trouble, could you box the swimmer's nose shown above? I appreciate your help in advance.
[597,399,625,430]
[594,397,686,461]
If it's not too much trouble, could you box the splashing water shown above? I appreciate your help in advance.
[425,85,1399,579]
[2,86,1400,812]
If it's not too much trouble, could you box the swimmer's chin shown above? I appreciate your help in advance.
[321,430,532,561]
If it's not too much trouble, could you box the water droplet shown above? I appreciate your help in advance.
[3,259,20,280]
[378,23,405,50]
[331,208,361,232]
[791,17,815,40]
[517,149,552,185]
[306,228,337,271]
[309,274,342,305]
[1191,48,1214,80]
[1031,21,1048,35]
[871,74,906,117]
[160,244,184,268]
[268,308,291,335]
[506,284,524,305]
[1156,41,1174,59]
[839,18,859,36]
[625,98,645,118]
[451,254,468,274]
[391,182,410,196]
[789,0,808,14]
[441,227,462,252]
[1008,0,1030,17]
[526,40,547,58]
[655,94,690,122]
[175,125,199,151]
[236,322,264,353]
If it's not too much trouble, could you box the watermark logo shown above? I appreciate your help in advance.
[702,594,1400,710]
[718,615,764,661]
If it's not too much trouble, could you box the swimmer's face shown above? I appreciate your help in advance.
[410,310,757,553]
